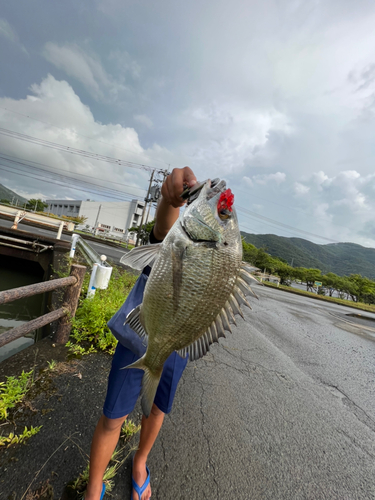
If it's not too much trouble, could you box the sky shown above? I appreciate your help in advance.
[0,0,375,248]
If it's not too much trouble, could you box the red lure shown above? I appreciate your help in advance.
[217,189,234,212]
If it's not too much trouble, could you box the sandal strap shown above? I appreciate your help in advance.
[132,466,150,500]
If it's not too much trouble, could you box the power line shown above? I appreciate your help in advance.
[0,127,168,174]
[0,165,138,201]
[0,153,146,194]
[0,105,171,167]
[236,205,340,243]
[234,185,351,232]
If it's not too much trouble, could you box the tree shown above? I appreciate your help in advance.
[0,199,10,205]
[129,220,155,245]
[26,199,48,212]
[322,272,340,297]
[304,268,322,292]
[273,261,295,285]
[242,240,258,264]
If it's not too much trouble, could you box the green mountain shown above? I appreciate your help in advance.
[0,184,28,205]
[241,232,375,279]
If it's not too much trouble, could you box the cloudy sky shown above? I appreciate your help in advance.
[1,0,375,247]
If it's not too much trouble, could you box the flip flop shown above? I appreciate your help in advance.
[100,483,106,500]
[131,465,150,500]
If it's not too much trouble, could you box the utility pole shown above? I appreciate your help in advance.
[93,204,102,235]
[136,170,154,247]
[34,200,38,212]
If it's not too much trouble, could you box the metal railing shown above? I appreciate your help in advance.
[0,264,86,348]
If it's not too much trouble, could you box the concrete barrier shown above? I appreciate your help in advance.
[0,204,75,234]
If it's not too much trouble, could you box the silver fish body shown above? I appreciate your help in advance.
[120,180,257,416]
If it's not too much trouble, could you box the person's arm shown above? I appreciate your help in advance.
[153,166,197,241]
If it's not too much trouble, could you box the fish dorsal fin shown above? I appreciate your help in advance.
[120,244,162,270]
[124,305,148,341]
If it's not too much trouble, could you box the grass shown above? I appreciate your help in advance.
[262,281,375,313]
[0,370,34,420]
[0,370,43,448]
[67,266,137,355]
[70,419,140,497]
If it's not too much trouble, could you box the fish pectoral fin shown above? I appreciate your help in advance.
[124,305,148,341]
[120,243,162,270]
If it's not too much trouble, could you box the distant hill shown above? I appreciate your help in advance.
[241,232,375,279]
[0,184,27,205]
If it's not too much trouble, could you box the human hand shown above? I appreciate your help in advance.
[161,167,197,208]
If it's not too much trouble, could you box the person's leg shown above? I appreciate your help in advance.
[132,403,165,500]
[85,414,127,500]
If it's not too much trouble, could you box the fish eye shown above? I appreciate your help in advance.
[218,209,231,220]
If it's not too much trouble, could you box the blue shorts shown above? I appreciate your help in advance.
[103,343,188,419]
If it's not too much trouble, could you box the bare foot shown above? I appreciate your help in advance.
[132,453,151,500]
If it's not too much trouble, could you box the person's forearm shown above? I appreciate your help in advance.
[152,167,197,241]
[153,196,180,240]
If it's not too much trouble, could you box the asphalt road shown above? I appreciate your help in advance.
[151,284,375,500]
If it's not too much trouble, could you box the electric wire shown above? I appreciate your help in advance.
[0,127,168,174]
[236,205,340,243]
[0,153,146,193]
[0,105,171,167]
[0,165,138,201]
[0,158,145,201]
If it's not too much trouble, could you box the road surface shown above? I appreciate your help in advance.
[152,284,375,499]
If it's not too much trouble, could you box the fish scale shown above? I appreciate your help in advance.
[120,180,257,417]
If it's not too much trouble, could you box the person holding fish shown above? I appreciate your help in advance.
[86,167,197,500]
[86,166,256,500]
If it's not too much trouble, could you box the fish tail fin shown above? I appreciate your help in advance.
[141,367,163,418]
[123,356,162,417]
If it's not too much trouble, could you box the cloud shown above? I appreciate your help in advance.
[0,75,174,203]
[42,43,126,101]
[134,114,153,128]
[2,1,375,248]
[244,172,286,187]
[0,18,28,55]
[294,182,310,196]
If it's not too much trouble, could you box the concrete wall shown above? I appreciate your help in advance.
[45,199,151,237]
[45,200,81,217]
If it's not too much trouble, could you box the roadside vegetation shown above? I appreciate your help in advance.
[70,419,141,497]
[243,240,375,309]
[0,370,42,448]
[67,266,137,355]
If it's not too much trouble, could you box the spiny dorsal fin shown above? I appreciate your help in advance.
[124,305,148,341]
[120,244,162,270]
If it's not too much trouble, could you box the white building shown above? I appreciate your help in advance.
[45,199,149,239]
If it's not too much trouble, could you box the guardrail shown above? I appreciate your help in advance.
[70,234,113,297]
[0,264,86,348]
[0,204,74,237]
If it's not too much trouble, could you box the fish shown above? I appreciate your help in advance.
[120,179,258,417]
